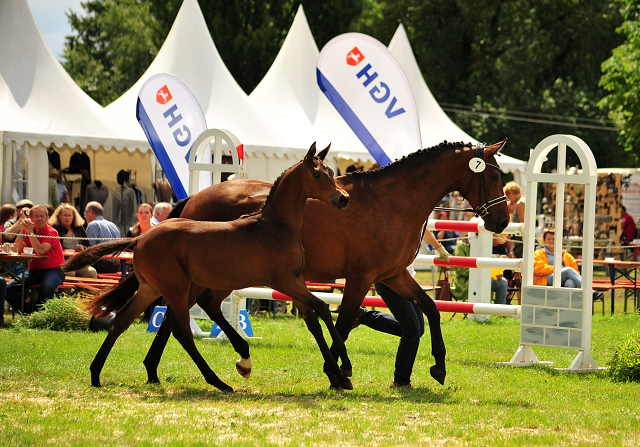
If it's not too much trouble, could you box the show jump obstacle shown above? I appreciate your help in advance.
[497,134,602,372]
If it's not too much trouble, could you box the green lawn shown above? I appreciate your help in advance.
[1,312,639,446]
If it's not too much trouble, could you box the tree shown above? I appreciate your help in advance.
[599,0,640,164]
[354,0,628,167]
[63,0,161,106]
[149,0,365,94]
[65,0,365,103]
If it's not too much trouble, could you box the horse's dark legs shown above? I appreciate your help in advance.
[163,300,233,392]
[276,279,353,390]
[330,279,376,377]
[90,283,160,387]
[142,289,251,383]
[196,290,252,378]
[382,271,446,385]
[143,312,173,384]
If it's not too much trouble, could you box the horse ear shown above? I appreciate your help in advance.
[485,138,508,156]
[304,142,317,163]
[317,143,331,161]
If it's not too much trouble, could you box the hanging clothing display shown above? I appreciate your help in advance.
[103,184,137,236]
[83,181,109,210]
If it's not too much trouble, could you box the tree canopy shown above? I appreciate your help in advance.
[62,0,637,167]
[599,0,640,162]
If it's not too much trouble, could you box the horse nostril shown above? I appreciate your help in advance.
[339,194,349,208]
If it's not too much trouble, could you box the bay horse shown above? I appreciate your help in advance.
[65,143,352,391]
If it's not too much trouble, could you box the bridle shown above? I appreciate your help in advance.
[434,143,507,218]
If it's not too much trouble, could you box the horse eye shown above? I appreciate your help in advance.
[313,172,320,178]
[489,175,499,182]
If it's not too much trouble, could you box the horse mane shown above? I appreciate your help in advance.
[345,140,473,177]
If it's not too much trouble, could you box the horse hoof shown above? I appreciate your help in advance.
[430,365,446,385]
[341,378,354,391]
[219,384,234,393]
[340,367,353,378]
[236,357,252,379]
[147,378,160,384]
[91,381,101,388]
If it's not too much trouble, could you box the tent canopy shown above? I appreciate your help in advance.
[2,0,527,204]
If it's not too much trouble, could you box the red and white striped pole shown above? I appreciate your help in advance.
[426,219,523,235]
[233,287,520,317]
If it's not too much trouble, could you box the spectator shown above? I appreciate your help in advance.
[504,181,525,258]
[435,211,458,254]
[621,206,637,245]
[48,169,60,209]
[127,203,153,237]
[1,205,65,314]
[2,199,33,243]
[84,201,121,273]
[50,203,97,278]
[50,169,70,204]
[44,204,55,218]
[533,228,581,288]
[0,203,17,232]
[151,202,172,225]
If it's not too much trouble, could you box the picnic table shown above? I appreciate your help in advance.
[592,259,640,315]
[0,252,48,313]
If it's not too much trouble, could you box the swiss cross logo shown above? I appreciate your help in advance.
[156,85,172,104]
[346,47,365,66]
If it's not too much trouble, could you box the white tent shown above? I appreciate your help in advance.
[0,0,155,206]
[249,5,374,169]
[104,0,324,182]
[2,0,526,204]
[249,7,527,180]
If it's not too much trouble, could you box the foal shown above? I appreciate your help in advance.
[68,143,351,391]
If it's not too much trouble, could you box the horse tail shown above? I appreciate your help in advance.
[167,197,190,219]
[61,238,138,273]
[84,273,140,318]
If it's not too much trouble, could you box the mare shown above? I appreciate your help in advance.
[65,143,351,391]
[69,140,511,388]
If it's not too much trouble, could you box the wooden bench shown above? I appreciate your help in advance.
[592,281,637,314]
[63,276,120,293]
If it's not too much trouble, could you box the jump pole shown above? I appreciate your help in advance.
[232,287,520,317]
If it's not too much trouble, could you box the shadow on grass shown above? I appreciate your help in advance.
[93,380,456,405]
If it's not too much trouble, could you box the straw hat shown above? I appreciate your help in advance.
[16,199,34,208]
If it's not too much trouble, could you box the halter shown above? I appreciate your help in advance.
[434,143,507,218]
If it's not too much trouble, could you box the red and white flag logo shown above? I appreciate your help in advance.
[156,85,172,104]
[346,47,364,66]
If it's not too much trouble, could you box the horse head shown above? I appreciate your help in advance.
[456,139,510,234]
[303,142,350,210]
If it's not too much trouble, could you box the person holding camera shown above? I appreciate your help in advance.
[1,205,65,314]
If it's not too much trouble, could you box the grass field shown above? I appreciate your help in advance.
[1,310,639,446]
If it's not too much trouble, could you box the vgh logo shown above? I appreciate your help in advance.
[156,85,172,104]
[346,47,364,66]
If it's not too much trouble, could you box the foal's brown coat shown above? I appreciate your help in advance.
[69,144,351,391]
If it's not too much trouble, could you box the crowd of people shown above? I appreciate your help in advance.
[1,197,173,327]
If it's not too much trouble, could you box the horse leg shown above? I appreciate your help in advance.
[196,290,252,378]
[381,271,447,385]
[90,282,161,387]
[330,278,377,377]
[143,309,174,384]
[164,298,233,392]
[276,280,352,390]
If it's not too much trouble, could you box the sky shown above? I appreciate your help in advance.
[27,0,85,61]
